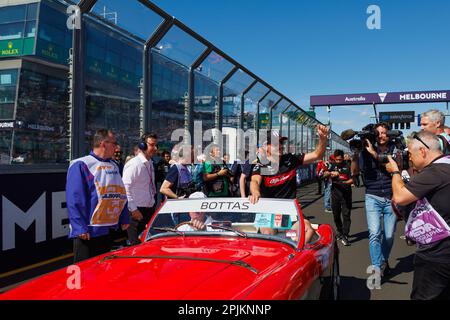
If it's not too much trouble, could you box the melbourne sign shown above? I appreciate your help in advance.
[310,90,450,106]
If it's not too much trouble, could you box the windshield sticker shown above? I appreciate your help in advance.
[285,230,298,241]
[255,214,273,228]
[272,214,292,230]
[273,214,283,228]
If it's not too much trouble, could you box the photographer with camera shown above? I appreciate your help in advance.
[160,145,196,199]
[203,144,233,197]
[352,123,398,277]
[385,130,450,300]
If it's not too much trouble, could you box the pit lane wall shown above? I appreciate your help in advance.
[0,164,317,276]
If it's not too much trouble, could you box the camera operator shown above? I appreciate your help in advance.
[353,122,397,277]
[160,145,196,199]
[385,131,450,300]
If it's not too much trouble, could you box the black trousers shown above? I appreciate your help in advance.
[316,176,322,194]
[353,174,360,187]
[127,207,155,245]
[73,234,112,263]
[411,255,450,300]
[331,185,352,236]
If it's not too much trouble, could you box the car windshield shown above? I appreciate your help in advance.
[145,198,302,247]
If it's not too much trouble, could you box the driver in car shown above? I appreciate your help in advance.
[177,210,214,231]
[176,192,217,232]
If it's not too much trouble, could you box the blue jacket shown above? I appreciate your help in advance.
[359,143,395,199]
[66,152,129,239]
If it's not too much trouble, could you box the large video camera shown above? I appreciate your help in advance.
[341,123,409,170]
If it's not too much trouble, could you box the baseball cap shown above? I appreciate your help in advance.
[189,191,207,199]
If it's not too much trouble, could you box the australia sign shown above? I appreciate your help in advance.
[310,90,450,106]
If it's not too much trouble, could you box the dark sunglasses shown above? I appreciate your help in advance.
[411,132,430,149]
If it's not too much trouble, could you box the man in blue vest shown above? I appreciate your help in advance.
[66,129,129,263]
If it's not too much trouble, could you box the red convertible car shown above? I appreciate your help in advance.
[1,198,340,300]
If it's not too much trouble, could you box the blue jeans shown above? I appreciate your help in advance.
[365,194,397,268]
[324,180,332,210]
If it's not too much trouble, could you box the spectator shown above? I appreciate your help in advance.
[66,129,129,263]
[156,150,171,183]
[122,133,158,246]
[113,144,124,176]
[125,153,134,164]
[316,158,327,195]
[353,122,397,277]
[239,151,252,198]
[156,150,172,202]
[386,131,450,300]
[420,109,450,153]
[351,152,361,188]
[344,153,353,187]
[323,150,353,246]
[160,145,196,199]
[222,153,242,196]
[323,155,334,213]
[193,153,206,193]
[223,153,231,169]
[125,145,139,164]
[203,144,232,197]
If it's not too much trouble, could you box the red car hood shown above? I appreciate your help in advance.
[2,237,295,300]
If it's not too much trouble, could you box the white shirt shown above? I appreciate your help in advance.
[122,153,156,211]
[177,215,215,232]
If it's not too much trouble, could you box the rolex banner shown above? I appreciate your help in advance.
[0,38,35,57]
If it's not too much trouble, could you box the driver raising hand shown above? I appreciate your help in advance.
[249,125,330,243]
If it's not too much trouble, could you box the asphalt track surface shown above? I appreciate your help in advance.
[1,183,416,300]
[299,183,415,300]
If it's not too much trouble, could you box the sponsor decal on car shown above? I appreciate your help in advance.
[255,214,273,228]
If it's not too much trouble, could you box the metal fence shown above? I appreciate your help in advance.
[70,0,349,160]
